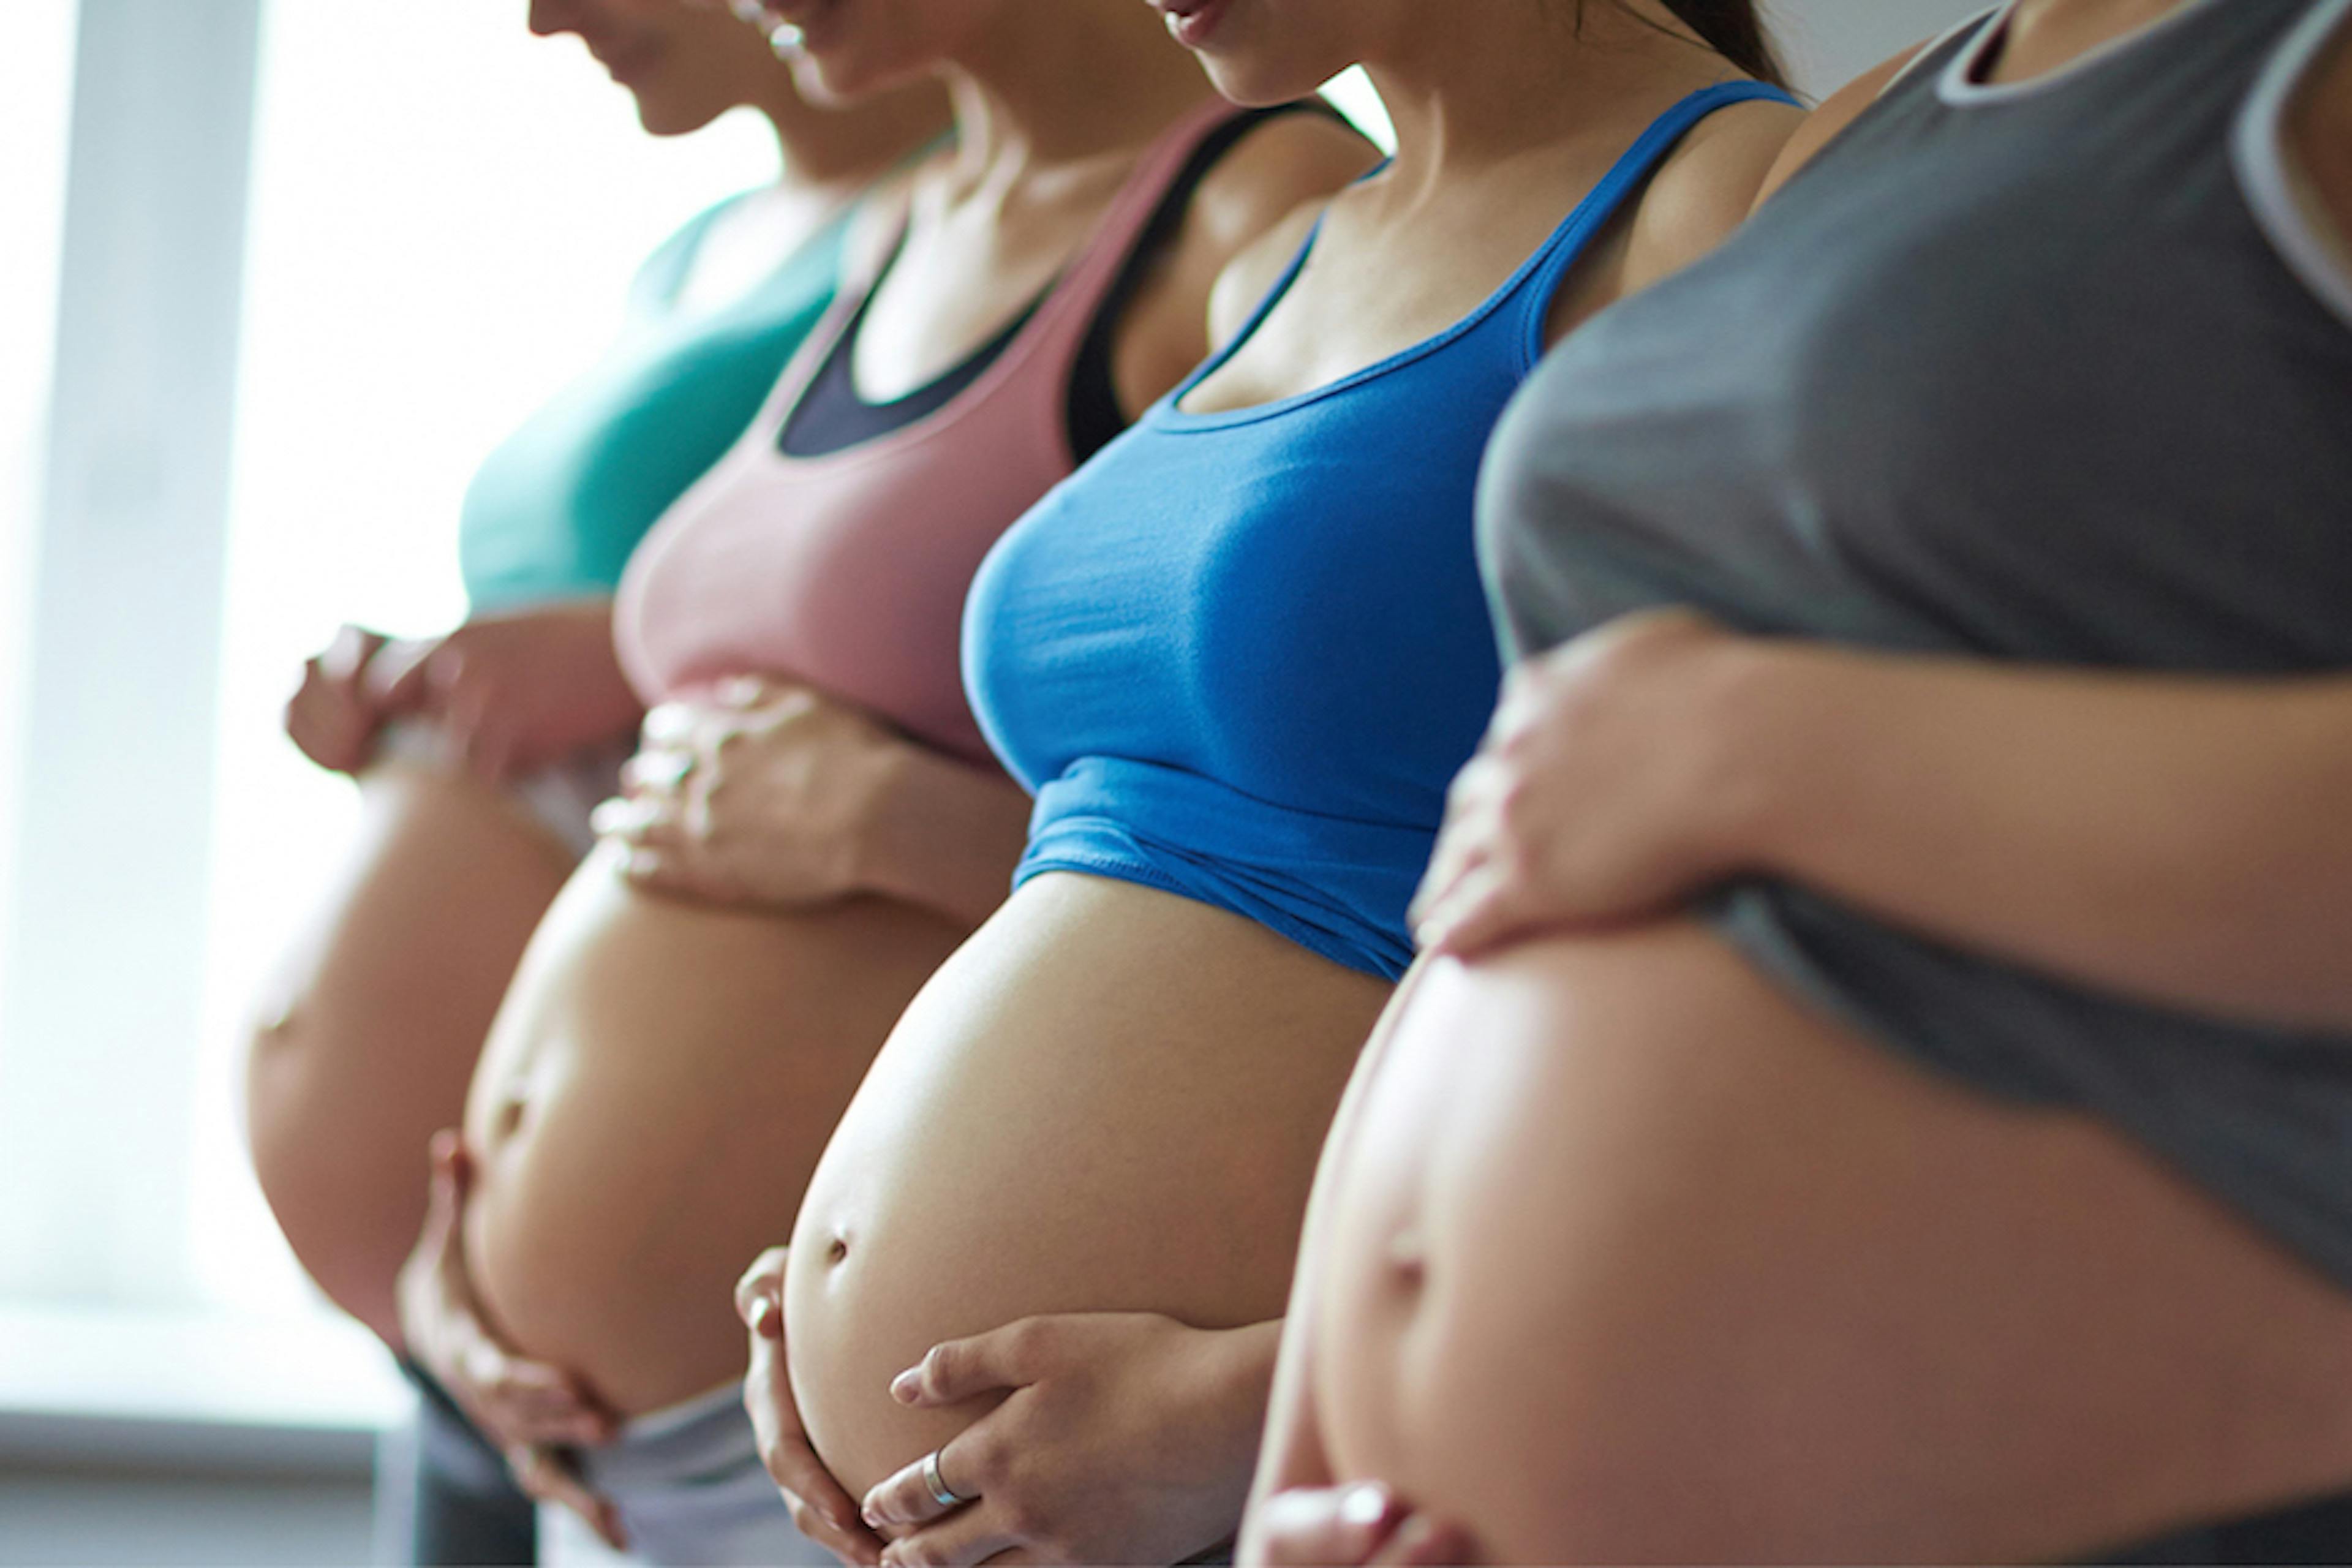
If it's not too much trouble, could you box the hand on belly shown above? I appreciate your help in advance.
[850,1312,1283,1567]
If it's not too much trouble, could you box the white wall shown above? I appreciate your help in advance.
[1774,0,1986,98]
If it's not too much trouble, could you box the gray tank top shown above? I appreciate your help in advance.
[1482,0,2352,1286]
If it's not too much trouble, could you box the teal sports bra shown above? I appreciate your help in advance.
[457,190,853,612]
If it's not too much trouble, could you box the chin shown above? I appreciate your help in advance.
[1199,61,1321,109]
[630,91,732,138]
[1188,40,1336,110]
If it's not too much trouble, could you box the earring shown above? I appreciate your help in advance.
[725,0,806,56]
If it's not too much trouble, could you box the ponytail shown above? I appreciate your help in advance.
[1569,0,1792,91]
[1654,0,1789,89]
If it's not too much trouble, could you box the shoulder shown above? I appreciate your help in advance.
[630,192,744,304]
[1126,105,1377,363]
[1178,107,1382,260]
[1751,32,1957,210]
[1616,94,1809,291]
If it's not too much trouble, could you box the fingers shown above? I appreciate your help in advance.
[365,637,439,712]
[888,1319,1042,1409]
[1254,1484,1406,1567]
[736,1251,884,1566]
[619,746,695,798]
[859,1431,993,1534]
[417,1137,464,1253]
[715,674,783,709]
[462,1341,617,1447]
[508,1444,629,1553]
[319,624,386,685]
[876,1504,1025,1568]
[1414,858,1532,960]
[640,699,699,748]
[429,1128,472,1191]
[1368,1512,1474,1567]
[736,1247,791,1327]
[285,659,380,772]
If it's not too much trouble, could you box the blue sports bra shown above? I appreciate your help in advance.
[965,83,1793,979]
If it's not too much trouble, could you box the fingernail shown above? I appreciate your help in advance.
[889,1369,921,1403]
[861,1506,884,1528]
[1340,1483,1393,1527]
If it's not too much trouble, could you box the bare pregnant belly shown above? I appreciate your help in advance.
[246,764,575,1347]
[1311,921,2352,1564]
[786,872,1392,1498]
[463,845,967,1416]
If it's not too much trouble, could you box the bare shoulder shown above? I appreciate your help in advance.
[1616,95,1808,292]
[1180,108,1382,266]
[1751,40,1942,210]
[1206,200,1328,349]
[1114,107,1378,399]
[2289,7,2352,251]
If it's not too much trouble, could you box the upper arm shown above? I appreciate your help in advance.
[1751,42,1938,211]
[1116,111,1381,405]
[1611,98,1809,298]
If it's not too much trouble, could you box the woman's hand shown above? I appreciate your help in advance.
[1248,1485,1476,1567]
[858,1313,1281,1568]
[284,625,389,774]
[737,1247,888,1567]
[397,1132,627,1550]
[367,599,641,784]
[598,679,905,909]
[1410,609,1770,959]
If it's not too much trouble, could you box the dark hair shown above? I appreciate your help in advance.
[1581,0,1789,90]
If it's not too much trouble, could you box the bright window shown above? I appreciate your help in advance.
[0,1,78,1067]
[192,0,777,1315]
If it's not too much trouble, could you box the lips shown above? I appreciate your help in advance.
[1150,0,1232,49]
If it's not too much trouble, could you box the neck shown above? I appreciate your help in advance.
[937,0,1218,184]
[1363,0,1738,194]
[755,75,951,195]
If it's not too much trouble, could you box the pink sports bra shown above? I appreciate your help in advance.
[614,99,1247,767]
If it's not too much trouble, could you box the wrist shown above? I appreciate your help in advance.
[845,734,926,902]
[1699,636,1842,882]
[1198,1319,1283,1449]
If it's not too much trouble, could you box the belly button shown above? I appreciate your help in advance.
[824,1234,850,1266]
[492,1095,528,1141]
[1385,1226,1428,1292]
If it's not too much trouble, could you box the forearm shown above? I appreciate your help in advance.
[1734,644,2352,1032]
[854,742,1034,928]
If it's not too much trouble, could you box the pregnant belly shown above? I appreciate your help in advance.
[463,845,967,1416]
[785,872,1392,1498]
[1309,921,2352,1563]
[245,763,575,1348]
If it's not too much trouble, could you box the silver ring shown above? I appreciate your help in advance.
[921,1447,968,1509]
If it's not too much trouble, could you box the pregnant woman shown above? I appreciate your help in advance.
[1246,0,2352,1561]
[251,1,943,1558]
[396,0,1372,1558]
[737,2,1800,1563]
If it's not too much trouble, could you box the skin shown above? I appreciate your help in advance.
[732,5,1798,1566]
[396,0,1371,1545]
[245,0,946,1386]
[1246,3,2352,1562]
